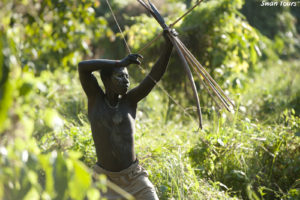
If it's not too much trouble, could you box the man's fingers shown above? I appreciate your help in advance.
[171,29,178,36]
[129,54,143,59]
[163,28,178,37]
[125,54,142,65]
[133,60,141,65]
[136,54,143,59]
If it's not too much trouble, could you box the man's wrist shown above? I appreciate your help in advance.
[115,60,122,67]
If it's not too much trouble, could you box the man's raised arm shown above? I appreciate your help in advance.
[127,30,173,103]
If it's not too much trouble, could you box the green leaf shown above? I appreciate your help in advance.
[53,154,69,200]
[24,188,39,200]
[0,32,13,133]
[68,161,91,200]
[250,44,257,64]
[87,188,100,200]
[44,109,64,130]
[0,183,3,200]
[39,154,55,197]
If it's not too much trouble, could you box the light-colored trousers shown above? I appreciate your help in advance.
[93,161,159,200]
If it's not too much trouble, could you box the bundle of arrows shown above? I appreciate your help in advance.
[137,0,235,129]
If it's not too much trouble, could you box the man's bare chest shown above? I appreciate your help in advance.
[88,98,137,132]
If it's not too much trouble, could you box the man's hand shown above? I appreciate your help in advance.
[120,54,143,67]
[163,28,178,44]
[163,28,178,36]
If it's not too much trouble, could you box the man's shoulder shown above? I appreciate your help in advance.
[122,94,138,108]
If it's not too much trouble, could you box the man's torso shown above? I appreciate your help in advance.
[88,95,137,171]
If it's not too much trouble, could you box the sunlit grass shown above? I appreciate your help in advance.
[36,60,300,199]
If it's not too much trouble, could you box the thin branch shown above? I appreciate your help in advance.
[170,0,204,28]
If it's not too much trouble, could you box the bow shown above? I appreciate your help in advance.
[137,0,235,129]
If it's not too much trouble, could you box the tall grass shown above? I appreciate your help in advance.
[37,60,300,199]
[189,60,300,199]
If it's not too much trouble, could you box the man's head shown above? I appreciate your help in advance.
[100,67,130,95]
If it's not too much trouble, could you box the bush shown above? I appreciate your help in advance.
[189,109,300,199]
[124,0,264,116]
[189,58,300,200]
[241,0,299,57]
[0,2,107,199]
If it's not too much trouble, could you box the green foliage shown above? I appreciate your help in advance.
[179,0,262,87]
[242,60,300,118]
[0,142,103,200]
[189,112,300,199]
[1,0,109,72]
[242,0,299,57]
[124,0,264,113]
[39,118,97,167]
[0,1,108,199]
[242,0,296,38]
[1,0,300,199]
[189,61,300,199]
[0,32,13,133]
[133,92,238,199]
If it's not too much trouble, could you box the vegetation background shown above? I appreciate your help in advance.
[0,0,299,199]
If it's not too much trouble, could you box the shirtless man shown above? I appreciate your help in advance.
[78,30,173,199]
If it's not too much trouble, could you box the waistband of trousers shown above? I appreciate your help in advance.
[93,160,139,178]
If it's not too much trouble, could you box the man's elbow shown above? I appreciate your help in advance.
[78,61,84,72]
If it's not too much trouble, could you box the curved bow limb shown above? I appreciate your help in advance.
[175,37,232,111]
[137,0,166,29]
[137,0,151,10]
[176,38,235,109]
[148,0,168,29]
[137,0,205,54]
[167,33,203,129]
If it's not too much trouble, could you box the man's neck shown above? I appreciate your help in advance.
[106,91,119,107]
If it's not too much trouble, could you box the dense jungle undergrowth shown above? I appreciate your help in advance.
[1,0,300,199]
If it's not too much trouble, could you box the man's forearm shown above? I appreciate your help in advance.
[149,41,173,81]
[78,59,122,73]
